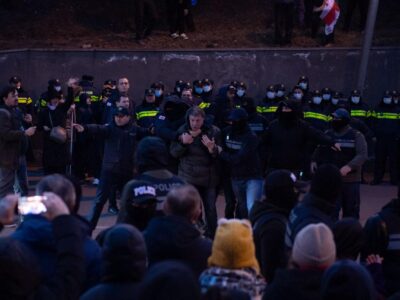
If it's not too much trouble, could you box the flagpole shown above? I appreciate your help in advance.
[357,0,380,96]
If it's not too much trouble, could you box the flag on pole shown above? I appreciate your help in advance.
[320,0,340,35]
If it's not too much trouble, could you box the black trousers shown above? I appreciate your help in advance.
[274,3,294,44]
[343,0,369,31]
[134,0,158,39]
[88,169,131,230]
[166,0,185,34]
[374,137,399,184]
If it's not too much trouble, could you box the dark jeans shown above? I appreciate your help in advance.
[88,169,131,230]
[166,0,185,34]
[223,175,236,219]
[134,0,157,40]
[374,137,399,184]
[336,182,361,219]
[15,155,29,196]
[0,166,15,198]
[274,3,294,44]
[194,185,217,238]
[343,0,368,31]
[231,179,263,219]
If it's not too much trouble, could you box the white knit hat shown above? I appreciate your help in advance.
[292,223,336,269]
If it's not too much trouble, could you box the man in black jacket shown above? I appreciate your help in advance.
[74,107,148,230]
[144,184,212,277]
[285,164,342,248]
[217,108,263,218]
[249,169,299,282]
[263,100,339,177]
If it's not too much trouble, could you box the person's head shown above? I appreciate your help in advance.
[266,84,276,100]
[48,79,62,93]
[118,180,157,231]
[292,86,304,101]
[331,108,350,132]
[144,88,156,104]
[321,260,376,300]
[292,223,336,270]
[116,95,130,109]
[181,88,193,102]
[9,76,22,90]
[392,90,399,105]
[1,86,18,107]
[264,170,299,214]
[102,224,147,282]
[241,97,256,115]
[208,218,260,273]
[36,174,76,212]
[275,83,286,98]
[47,91,62,108]
[202,78,213,94]
[187,106,205,131]
[117,77,130,93]
[382,90,393,105]
[136,137,169,173]
[322,87,332,102]
[331,91,342,106]
[312,90,323,105]
[226,85,236,100]
[163,185,202,223]
[228,108,248,132]
[310,164,342,204]
[150,81,164,98]
[139,261,201,300]
[297,75,309,90]
[236,81,247,98]
[113,107,131,126]
[333,218,365,260]
[193,80,203,95]
[350,89,361,104]
[277,100,299,124]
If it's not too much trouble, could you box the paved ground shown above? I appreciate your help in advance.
[1,168,398,238]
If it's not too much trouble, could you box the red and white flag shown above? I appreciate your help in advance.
[320,0,340,35]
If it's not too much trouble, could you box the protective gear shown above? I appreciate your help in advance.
[54,86,62,92]
[322,94,331,101]
[299,82,308,90]
[351,96,360,104]
[155,89,163,97]
[237,89,246,97]
[194,87,203,95]
[312,97,322,105]
[267,92,276,99]
[293,93,303,101]
[203,85,212,93]
[48,104,57,111]
[383,98,392,105]
[331,98,339,106]
[276,90,284,98]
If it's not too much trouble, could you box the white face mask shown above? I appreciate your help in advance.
[313,97,322,105]
[54,86,62,92]
[48,104,57,110]
[276,91,284,97]
[331,98,339,105]
[267,92,276,99]
[237,89,245,97]
[394,98,399,105]
[351,96,360,104]
[383,98,392,105]
[299,82,308,90]
[203,85,212,93]
[293,93,303,100]
[322,94,331,101]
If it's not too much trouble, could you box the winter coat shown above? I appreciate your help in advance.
[12,214,101,292]
[144,215,212,276]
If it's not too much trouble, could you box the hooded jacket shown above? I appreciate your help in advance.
[170,110,221,187]
[144,215,212,276]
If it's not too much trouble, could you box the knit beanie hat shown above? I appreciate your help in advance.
[208,219,260,273]
[333,218,365,260]
[292,223,336,269]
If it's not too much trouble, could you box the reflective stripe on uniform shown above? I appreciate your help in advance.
[388,234,400,250]
[18,97,33,104]
[136,110,158,119]
[303,111,329,122]
[199,102,211,109]
[257,106,277,113]
[371,112,399,120]
[351,110,368,117]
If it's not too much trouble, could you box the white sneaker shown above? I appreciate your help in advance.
[170,32,179,39]
[180,33,189,40]
[92,178,100,185]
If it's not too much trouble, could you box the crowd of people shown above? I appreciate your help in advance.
[0,73,399,299]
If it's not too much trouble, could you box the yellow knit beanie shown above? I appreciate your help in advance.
[208,218,260,273]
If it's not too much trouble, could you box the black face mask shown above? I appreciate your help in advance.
[279,111,297,124]
[332,119,348,132]
[231,119,247,132]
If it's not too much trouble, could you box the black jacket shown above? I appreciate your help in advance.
[144,215,212,276]
[371,102,400,139]
[170,117,221,187]
[219,125,263,180]
[263,268,324,300]
[263,118,334,171]
[285,193,336,248]
[249,201,289,282]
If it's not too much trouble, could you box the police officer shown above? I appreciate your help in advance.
[275,83,287,103]
[297,75,311,102]
[151,81,165,105]
[257,84,279,123]
[392,90,399,107]
[9,76,33,116]
[192,79,204,104]
[303,90,330,132]
[348,89,371,126]
[37,79,64,112]
[235,81,247,103]
[326,91,344,114]
[289,85,305,104]
[136,88,160,130]
[313,108,367,219]
[321,87,332,108]
[74,107,148,229]
[370,91,400,185]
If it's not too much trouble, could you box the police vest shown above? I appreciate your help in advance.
[318,129,357,169]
